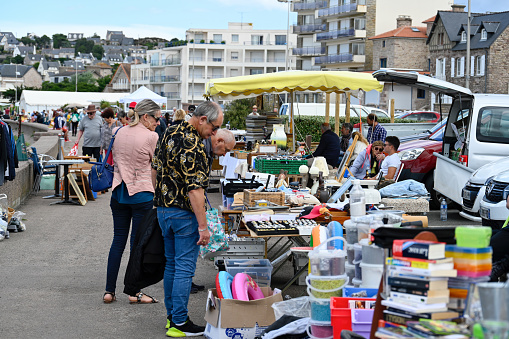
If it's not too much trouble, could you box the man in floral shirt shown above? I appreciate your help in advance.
[152,101,223,337]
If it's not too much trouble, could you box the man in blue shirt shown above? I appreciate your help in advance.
[366,113,387,144]
[306,123,341,167]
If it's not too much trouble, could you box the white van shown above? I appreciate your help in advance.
[279,103,388,119]
[373,70,509,207]
[478,170,509,228]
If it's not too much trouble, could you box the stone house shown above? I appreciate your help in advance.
[0,32,21,52]
[104,63,130,93]
[0,65,42,91]
[38,60,61,80]
[24,54,44,66]
[13,45,36,58]
[86,62,112,78]
[369,15,430,111]
[427,5,509,96]
[41,48,75,59]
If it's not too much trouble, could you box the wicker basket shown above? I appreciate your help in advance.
[243,189,285,207]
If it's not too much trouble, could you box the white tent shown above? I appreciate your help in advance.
[19,90,129,113]
[119,86,166,105]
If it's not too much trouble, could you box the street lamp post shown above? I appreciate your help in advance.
[75,59,78,92]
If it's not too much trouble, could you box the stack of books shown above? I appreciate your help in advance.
[375,319,469,338]
[381,239,459,325]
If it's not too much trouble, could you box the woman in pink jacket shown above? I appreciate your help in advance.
[103,99,161,304]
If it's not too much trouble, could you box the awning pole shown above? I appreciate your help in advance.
[290,90,295,152]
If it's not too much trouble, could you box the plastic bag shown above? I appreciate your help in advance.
[68,142,79,156]
[271,296,311,320]
[199,208,228,258]
[11,211,26,231]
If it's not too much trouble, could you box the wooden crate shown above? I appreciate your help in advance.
[243,189,285,207]
[234,150,249,159]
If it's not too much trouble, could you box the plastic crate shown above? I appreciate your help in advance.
[40,175,56,190]
[330,297,376,339]
[351,309,374,339]
[254,157,308,175]
[342,287,379,298]
[224,258,273,287]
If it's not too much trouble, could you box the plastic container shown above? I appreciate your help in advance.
[306,274,347,299]
[345,263,355,285]
[224,258,273,287]
[343,286,379,298]
[310,296,332,322]
[346,243,355,265]
[353,243,363,262]
[357,223,371,242]
[455,226,492,248]
[456,269,492,278]
[327,221,344,250]
[367,210,405,227]
[454,259,492,272]
[445,245,493,260]
[350,180,366,217]
[343,220,358,244]
[352,277,362,287]
[360,262,384,288]
[308,237,346,276]
[330,296,376,339]
[361,244,385,265]
[351,309,374,339]
[307,321,333,339]
[354,261,362,280]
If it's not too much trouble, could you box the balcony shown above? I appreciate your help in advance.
[150,75,180,83]
[245,57,265,63]
[163,92,181,99]
[112,83,130,90]
[292,1,327,11]
[317,3,362,18]
[316,28,355,41]
[266,57,286,63]
[315,53,353,64]
[293,23,327,34]
[292,46,325,56]
[151,59,181,66]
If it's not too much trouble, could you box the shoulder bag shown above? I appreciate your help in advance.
[89,127,123,192]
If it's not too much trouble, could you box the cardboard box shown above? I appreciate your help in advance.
[204,287,283,339]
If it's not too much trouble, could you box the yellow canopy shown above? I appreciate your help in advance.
[205,70,383,98]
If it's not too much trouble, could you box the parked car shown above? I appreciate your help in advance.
[363,107,390,119]
[397,111,441,123]
[479,170,509,229]
[399,118,447,143]
[460,157,509,223]
[397,126,445,208]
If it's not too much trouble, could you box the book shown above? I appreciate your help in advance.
[405,321,436,337]
[389,291,449,305]
[390,286,450,298]
[387,264,457,278]
[393,239,446,260]
[418,319,466,336]
[388,276,448,290]
[388,256,454,271]
[382,299,448,314]
[386,307,459,321]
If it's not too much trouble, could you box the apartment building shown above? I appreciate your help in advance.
[292,0,449,71]
[130,22,297,108]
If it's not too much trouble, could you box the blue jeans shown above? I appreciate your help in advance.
[105,197,153,293]
[157,206,199,324]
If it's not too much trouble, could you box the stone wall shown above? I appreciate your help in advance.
[364,0,377,70]
[488,27,509,94]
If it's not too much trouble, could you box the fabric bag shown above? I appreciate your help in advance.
[199,208,229,258]
[89,127,123,192]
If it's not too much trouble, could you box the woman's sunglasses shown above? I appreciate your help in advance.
[374,147,383,151]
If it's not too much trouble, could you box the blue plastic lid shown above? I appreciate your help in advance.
[445,245,492,254]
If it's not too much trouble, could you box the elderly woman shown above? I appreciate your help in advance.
[349,140,384,179]
[103,99,161,304]
[101,108,122,165]
[172,108,186,125]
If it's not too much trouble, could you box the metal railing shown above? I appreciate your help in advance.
[293,1,327,11]
[112,83,130,90]
[151,59,181,66]
[163,92,181,99]
[293,23,327,34]
[314,53,354,64]
[292,46,326,56]
[245,58,265,63]
[150,75,180,83]
[317,3,358,17]
[316,28,355,41]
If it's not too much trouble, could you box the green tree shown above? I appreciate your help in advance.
[33,62,40,70]
[91,44,104,60]
[100,100,111,109]
[20,37,34,46]
[36,35,51,49]
[92,33,100,38]
[52,33,71,49]
[97,75,112,92]
[75,38,94,55]
[3,86,38,103]
[111,63,120,75]
[223,98,256,129]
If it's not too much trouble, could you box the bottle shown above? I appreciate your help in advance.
[440,198,447,221]
[349,179,366,217]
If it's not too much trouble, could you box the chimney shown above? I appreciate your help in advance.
[451,4,466,12]
[396,15,412,28]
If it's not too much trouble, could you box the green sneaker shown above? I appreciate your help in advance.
[166,318,205,337]
[166,318,171,329]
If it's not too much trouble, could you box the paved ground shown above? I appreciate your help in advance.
[0,138,478,338]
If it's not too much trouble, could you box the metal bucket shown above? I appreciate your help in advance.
[478,282,509,321]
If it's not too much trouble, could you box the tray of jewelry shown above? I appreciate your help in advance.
[246,219,318,236]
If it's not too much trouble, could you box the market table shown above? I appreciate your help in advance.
[46,159,84,205]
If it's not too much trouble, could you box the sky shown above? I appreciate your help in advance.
[1,0,507,41]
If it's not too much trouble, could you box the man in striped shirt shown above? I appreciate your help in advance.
[366,113,387,144]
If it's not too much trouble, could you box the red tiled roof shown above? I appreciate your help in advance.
[423,15,436,23]
[369,26,427,40]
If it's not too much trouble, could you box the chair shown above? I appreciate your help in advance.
[395,163,405,182]
[29,147,56,193]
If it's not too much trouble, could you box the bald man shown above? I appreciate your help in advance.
[203,128,236,172]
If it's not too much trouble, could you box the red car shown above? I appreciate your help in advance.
[397,111,441,123]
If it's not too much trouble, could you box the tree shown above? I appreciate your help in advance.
[92,33,100,38]
[223,98,256,129]
[75,38,94,56]
[1,55,23,64]
[97,75,112,92]
[100,100,111,109]
[52,34,71,49]
[20,37,34,46]
[3,86,38,103]
[111,63,120,75]
[36,35,51,49]
[92,45,104,60]
[33,62,40,70]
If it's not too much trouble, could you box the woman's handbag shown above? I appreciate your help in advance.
[199,208,229,259]
[89,127,123,192]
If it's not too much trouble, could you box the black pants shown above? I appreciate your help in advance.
[71,122,78,136]
[82,147,101,162]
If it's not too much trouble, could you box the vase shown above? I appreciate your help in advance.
[271,124,287,150]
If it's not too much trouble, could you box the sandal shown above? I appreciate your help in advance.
[129,292,158,304]
[103,292,116,304]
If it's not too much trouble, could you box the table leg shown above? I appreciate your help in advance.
[50,165,80,206]
[281,263,309,294]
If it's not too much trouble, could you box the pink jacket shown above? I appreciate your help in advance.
[111,123,159,196]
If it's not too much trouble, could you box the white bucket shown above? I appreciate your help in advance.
[360,262,383,288]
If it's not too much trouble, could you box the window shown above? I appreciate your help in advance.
[231,51,239,60]
[461,31,467,43]
[213,34,222,42]
[251,35,263,45]
[232,34,239,43]
[477,107,509,143]
[275,35,286,46]
[380,58,387,68]
[250,69,263,75]
[352,43,365,55]
[481,28,487,41]
[354,18,366,30]
[194,33,203,41]
[382,40,386,48]
[456,57,465,77]
[437,33,444,45]
[417,89,426,99]
[230,69,239,77]
[476,55,485,76]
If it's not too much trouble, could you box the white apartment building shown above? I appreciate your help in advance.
[292,0,450,71]
[130,22,297,108]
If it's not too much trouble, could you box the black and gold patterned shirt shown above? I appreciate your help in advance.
[152,121,209,211]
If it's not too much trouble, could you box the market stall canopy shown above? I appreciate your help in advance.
[19,91,129,112]
[119,86,167,104]
[205,70,384,99]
